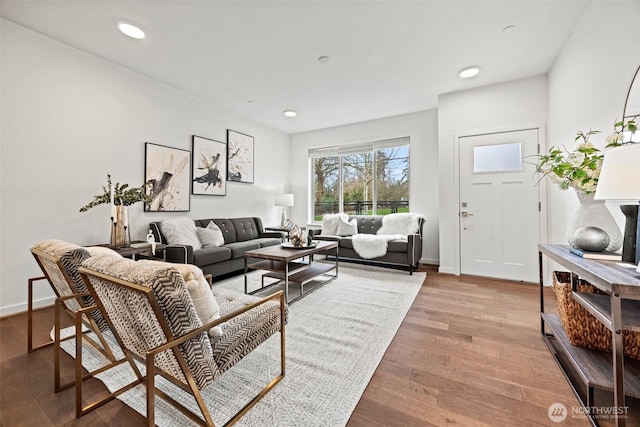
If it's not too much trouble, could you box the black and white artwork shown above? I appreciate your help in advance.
[227,129,254,183]
[144,142,190,212]
[192,135,226,196]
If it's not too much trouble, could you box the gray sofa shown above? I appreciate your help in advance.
[150,217,282,278]
[311,215,424,274]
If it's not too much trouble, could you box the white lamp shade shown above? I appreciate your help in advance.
[594,144,640,201]
[274,193,294,207]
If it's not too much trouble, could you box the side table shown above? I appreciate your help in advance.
[264,226,292,242]
[91,242,167,261]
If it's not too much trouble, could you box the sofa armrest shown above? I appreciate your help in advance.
[308,228,323,237]
[259,231,283,239]
[164,245,194,264]
[407,233,422,267]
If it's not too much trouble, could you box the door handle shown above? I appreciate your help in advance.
[461,211,474,217]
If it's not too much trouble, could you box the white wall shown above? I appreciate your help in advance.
[547,0,640,252]
[437,75,548,274]
[290,110,440,265]
[0,20,290,315]
[437,0,640,278]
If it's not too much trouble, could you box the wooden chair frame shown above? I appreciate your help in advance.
[29,247,123,393]
[79,266,286,426]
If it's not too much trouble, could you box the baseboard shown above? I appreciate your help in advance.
[419,257,439,266]
[0,296,55,319]
[437,266,457,275]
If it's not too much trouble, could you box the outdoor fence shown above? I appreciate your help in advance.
[314,200,409,218]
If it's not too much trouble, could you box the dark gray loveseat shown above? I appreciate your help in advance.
[312,214,424,274]
[150,217,281,278]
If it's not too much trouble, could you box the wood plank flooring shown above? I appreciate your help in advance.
[1,267,635,426]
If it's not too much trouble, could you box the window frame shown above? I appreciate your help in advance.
[308,137,410,223]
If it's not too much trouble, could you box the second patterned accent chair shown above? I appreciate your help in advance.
[29,239,123,399]
[78,254,287,426]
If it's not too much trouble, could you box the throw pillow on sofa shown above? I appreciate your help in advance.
[336,217,358,236]
[160,217,202,249]
[196,221,225,247]
[377,212,423,236]
[322,213,348,235]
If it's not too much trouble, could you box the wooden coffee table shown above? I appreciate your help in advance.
[244,240,338,303]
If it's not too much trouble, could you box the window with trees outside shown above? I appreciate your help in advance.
[310,137,410,221]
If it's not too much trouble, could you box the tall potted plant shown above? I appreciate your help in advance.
[80,174,150,248]
[535,129,624,252]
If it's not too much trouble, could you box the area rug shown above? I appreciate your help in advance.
[61,263,425,426]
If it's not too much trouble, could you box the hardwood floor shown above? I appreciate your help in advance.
[1,267,635,426]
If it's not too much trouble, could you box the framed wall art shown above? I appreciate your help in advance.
[144,142,191,212]
[192,135,227,196]
[227,129,254,183]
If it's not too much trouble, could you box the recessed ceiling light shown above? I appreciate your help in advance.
[318,56,330,64]
[459,66,480,79]
[283,110,297,117]
[117,22,145,39]
[503,25,516,33]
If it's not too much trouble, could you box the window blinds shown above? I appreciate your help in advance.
[308,136,409,158]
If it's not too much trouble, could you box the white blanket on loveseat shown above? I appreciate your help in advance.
[351,234,406,259]
[350,213,423,259]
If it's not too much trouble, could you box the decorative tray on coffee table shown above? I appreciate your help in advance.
[281,241,317,249]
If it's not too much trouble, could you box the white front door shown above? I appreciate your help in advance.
[459,129,540,282]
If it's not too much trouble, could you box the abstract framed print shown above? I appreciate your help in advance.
[144,142,190,211]
[227,129,254,184]
[192,135,227,196]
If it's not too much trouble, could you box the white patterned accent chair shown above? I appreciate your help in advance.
[29,239,126,415]
[78,254,287,426]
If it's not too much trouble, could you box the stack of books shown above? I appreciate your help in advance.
[569,247,622,261]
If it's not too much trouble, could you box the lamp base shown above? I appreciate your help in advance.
[620,204,639,263]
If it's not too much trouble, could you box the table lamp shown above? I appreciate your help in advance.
[594,143,640,266]
[274,193,294,227]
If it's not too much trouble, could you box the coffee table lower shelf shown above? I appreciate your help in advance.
[246,262,338,304]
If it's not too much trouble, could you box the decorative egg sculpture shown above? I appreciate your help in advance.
[572,227,610,252]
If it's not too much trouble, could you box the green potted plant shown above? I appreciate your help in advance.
[534,129,622,252]
[80,174,150,248]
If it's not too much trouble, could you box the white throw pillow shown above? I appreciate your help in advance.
[322,213,348,235]
[160,217,202,249]
[377,213,423,236]
[336,217,358,236]
[197,222,225,248]
[139,260,223,337]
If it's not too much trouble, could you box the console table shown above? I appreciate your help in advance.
[539,244,640,426]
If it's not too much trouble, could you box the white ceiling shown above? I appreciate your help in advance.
[1,0,590,134]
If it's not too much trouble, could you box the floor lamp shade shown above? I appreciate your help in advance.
[594,144,640,263]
